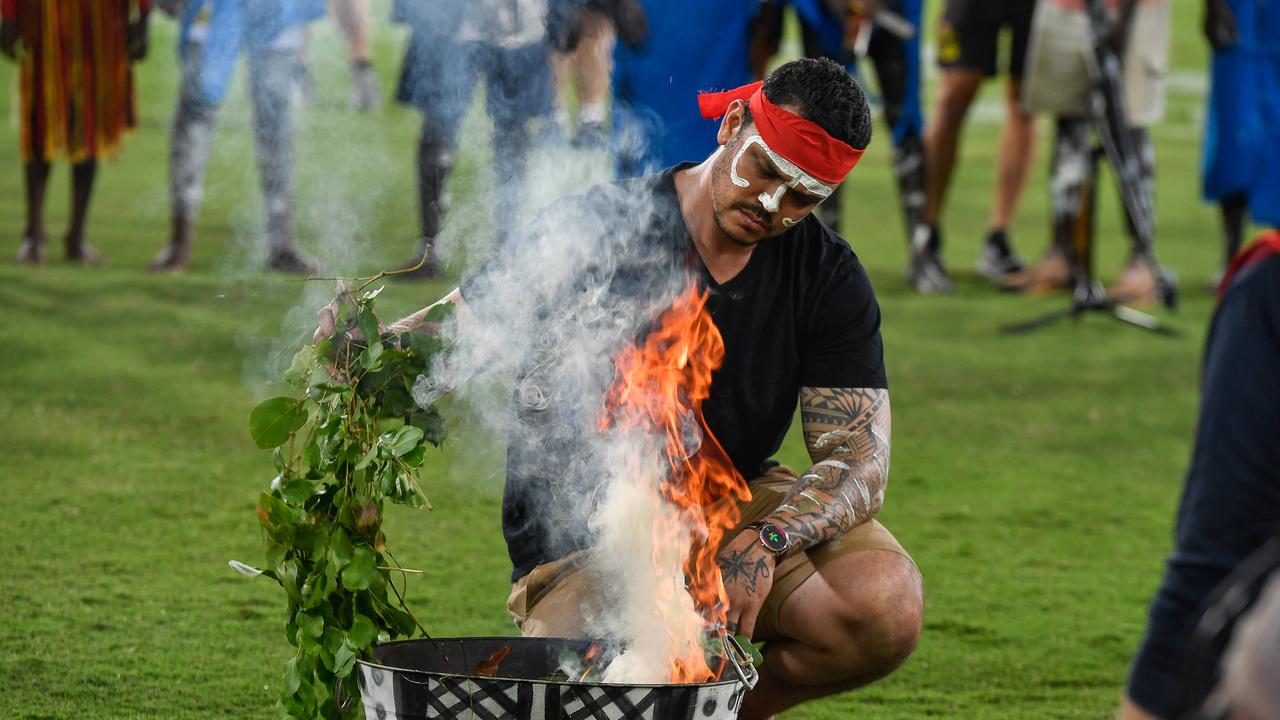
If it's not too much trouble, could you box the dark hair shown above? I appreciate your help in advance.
[753,57,872,150]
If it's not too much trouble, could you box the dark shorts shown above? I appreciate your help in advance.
[937,0,1036,77]
[396,38,554,141]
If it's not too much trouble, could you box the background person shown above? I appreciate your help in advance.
[2,0,150,266]
[1201,0,1280,290]
[1119,231,1280,719]
[392,0,555,277]
[611,0,762,178]
[1014,0,1175,307]
[148,0,326,274]
[914,0,1039,294]
[547,0,632,147]
[748,0,926,256]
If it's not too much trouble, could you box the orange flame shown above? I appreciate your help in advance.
[602,284,751,683]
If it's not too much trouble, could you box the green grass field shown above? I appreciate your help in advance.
[0,2,1239,717]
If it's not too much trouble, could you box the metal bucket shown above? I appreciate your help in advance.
[355,636,755,720]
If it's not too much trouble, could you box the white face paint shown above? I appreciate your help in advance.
[728,132,838,230]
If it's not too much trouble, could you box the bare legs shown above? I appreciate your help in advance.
[66,160,101,264]
[923,69,983,230]
[330,0,380,110]
[16,159,49,263]
[989,78,1036,236]
[737,550,923,720]
[917,70,1036,290]
[16,158,102,265]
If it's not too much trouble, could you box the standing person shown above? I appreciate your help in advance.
[392,0,555,277]
[330,0,379,111]
[547,0,630,148]
[612,0,761,178]
[148,0,326,274]
[295,0,379,110]
[749,0,926,253]
[1,0,150,266]
[1201,0,1280,290]
[914,0,1038,294]
[1118,232,1280,719]
[319,58,923,719]
[1016,0,1175,306]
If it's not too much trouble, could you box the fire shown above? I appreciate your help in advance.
[602,284,750,683]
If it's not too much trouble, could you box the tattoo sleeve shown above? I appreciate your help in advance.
[766,387,891,550]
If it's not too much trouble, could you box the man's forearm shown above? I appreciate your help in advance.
[764,387,891,551]
[764,431,889,550]
[385,287,465,335]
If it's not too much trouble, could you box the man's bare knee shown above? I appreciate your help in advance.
[830,554,923,678]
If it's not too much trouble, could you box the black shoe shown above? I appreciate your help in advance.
[975,230,1026,282]
[267,247,324,276]
[907,225,954,294]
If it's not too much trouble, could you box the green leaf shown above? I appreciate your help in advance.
[333,639,358,678]
[425,302,455,324]
[353,444,379,471]
[281,478,315,506]
[390,426,424,457]
[249,397,307,449]
[357,309,380,351]
[284,346,316,390]
[328,532,354,570]
[341,547,377,591]
[348,613,377,647]
[298,610,324,639]
[283,656,302,695]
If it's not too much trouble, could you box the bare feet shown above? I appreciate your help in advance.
[1001,246,1071,294]
[1108,256,1179,310]
[15,235,45,265]
[149,243,191,272]
[1107,256,1160,308]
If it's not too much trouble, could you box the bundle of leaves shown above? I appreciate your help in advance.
[241,286,454,718]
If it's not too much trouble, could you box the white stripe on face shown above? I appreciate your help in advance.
[728,132,837,228]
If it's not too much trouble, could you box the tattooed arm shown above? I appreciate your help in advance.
[765,386,891,550]
[716,387,889,637]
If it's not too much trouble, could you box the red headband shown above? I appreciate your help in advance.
[698,81,864,184]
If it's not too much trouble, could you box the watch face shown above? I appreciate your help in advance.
[758,523,788,553]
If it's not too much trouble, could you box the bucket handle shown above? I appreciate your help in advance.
[721,634,759,691]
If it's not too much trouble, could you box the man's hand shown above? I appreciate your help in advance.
[717,530,776,640]
[127,13,149,62]
[1204,0,1238,50]
[313,292,378,380]
[1,20,19,60]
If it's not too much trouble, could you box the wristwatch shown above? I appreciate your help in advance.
[747,521,793,559]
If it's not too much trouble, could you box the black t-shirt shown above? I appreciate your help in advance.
[462,164,887,581]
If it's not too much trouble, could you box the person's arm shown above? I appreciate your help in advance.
[313,287,473,345]
[127,0,151,62]
[1204,0,1238,50]
[765,386,891,548]
[1,0,20,60]
[718,385,890,638]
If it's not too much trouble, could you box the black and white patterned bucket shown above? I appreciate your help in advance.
[356,637,751,720]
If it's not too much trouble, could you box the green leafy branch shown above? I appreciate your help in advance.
[240,286,454,718]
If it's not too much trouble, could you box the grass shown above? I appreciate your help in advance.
[0,2,1236,717]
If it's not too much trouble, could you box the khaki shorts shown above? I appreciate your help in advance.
[507,465,914,641]
[1021,0,1170,126]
